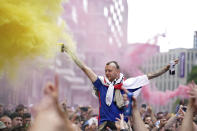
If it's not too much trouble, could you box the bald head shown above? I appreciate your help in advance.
[0,115,12,128]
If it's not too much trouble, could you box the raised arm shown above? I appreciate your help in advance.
[131,97,148,131]
[146,105,157,124]
[29,75,76,131]
[62,44,97,83]
[147,59,178,80]
[180,81,197,131]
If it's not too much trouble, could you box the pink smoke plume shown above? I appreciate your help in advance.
[122,44,159,76]
[122,37,190,105]
[141,85,190,105]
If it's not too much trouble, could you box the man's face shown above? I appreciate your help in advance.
[105,63,119,82]
[123,94,128,101]
[157,113,164,120]
[140,107,146,114]
[0,116,12,128]
[12,117,23,127]
[144,117,151,124]
[18,109,24,116]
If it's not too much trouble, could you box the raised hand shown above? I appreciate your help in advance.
[115,114,127,131]
[30,75,75,131]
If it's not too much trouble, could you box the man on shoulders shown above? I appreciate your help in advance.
[62,45,178,130]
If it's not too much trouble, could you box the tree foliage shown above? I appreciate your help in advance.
[187,66,197,83]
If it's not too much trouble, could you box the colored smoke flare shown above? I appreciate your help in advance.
[0,0,76,76]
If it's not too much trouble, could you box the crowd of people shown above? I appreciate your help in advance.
[1,81,197,131]
[1,46,197,131]
[0,103,31,131]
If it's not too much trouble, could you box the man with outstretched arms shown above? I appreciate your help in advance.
[62,45,178,130]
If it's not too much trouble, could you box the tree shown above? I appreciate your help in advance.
[187,66,197,83]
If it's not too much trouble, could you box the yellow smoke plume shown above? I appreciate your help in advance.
[0,0,76,75]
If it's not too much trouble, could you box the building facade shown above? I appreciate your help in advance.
[0,0,129,109]
[142,48,197,112]
[57,0,129,107]
[194,31,197,48]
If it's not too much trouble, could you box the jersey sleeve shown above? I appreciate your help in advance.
[93,77,103,91]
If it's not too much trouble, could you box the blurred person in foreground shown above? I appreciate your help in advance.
[29,75,77,131]
[180,81,197,131]
[131,96,149,131]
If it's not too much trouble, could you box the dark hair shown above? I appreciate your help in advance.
[3,110,12,117]
[0,128,10,131]
[141,104,146,108]
[157,112,163,115]
[156,112,164,120]
[23,113,31,119]
[10,112,22,120]
[15,104,24,112]
[143,114,151,122]
[80,107,88,112]
[11,126,25,131]
[106,61,120,69]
